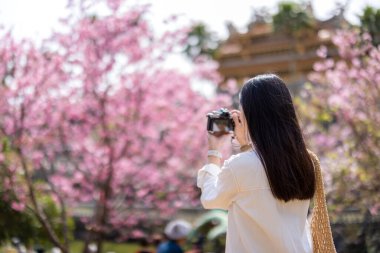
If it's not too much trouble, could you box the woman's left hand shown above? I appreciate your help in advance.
[231,110,249,146]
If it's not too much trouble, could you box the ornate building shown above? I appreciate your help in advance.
[216,9,349,92]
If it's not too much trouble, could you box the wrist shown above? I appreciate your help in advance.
[238,141,249,147]
[240,143,252,152]
[207,150,222,159]
[208,155,221,166]
[208,145,218,151]
[207,150,222,167]
[235,135,248,146]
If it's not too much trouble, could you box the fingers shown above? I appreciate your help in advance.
[230,110,241,119]
[231,111,242,127]
[208,131,230,138]
[230,110,248,146]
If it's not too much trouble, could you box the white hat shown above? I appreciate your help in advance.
[164,219,192,240]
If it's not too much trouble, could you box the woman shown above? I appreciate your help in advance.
[197,74,316,253]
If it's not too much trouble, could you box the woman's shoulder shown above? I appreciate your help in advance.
[224,150,269,190]
[224,150,261,171]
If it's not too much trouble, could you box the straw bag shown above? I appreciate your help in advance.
[308,151,337,253]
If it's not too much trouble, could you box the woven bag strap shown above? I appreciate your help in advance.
[308,151,337,253]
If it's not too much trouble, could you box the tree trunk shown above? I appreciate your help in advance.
[17,147,69,253]
[95,238,103,253]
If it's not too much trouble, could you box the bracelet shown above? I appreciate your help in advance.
[240,143,252,152]
[207,150,222,159]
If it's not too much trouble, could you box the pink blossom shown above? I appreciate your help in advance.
[0,0,234,246]
[316,45,328,58]
[11,201,26,212]
[130,229,146,239]
[306,30,380,216]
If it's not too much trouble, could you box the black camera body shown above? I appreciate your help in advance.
[207,108,235,135]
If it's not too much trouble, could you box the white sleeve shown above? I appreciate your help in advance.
[197,160,239,210]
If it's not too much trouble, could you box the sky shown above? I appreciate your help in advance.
[1,0,379,41]
[0,0,378,96]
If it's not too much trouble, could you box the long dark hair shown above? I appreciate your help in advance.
[240,74,315,202]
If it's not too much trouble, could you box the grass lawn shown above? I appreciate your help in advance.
[2,241,150,253]
[70,240,151,253]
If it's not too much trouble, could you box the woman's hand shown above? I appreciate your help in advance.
[208,133,230,150]
[231,110,249,146]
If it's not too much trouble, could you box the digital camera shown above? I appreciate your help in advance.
[207,108,235,135]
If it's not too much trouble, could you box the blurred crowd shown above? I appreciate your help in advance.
[3,219,203,253]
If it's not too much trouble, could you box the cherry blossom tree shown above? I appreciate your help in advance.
[0,1,232,252]
[298,30,380,217]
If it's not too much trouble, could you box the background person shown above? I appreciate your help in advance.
[157,220,192,253]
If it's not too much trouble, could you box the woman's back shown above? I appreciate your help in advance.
[198,150,312,253]
[198,74,316,253]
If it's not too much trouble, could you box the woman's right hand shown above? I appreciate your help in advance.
[231,110,249,146]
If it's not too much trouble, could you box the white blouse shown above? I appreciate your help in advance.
[197,150,312,253]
